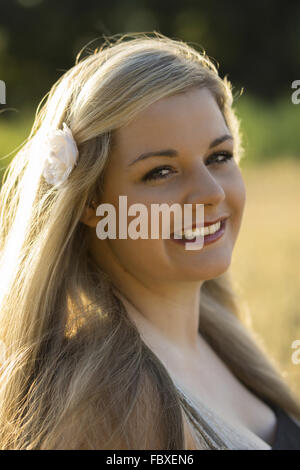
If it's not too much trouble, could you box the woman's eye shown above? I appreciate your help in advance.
[141,151,233,183]
[142,166,175,182]
[207,151,233,165]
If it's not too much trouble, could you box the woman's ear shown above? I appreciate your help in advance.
[80,200,99,228]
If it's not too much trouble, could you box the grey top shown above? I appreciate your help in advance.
[174,380,300,450]
[174,380,272,450]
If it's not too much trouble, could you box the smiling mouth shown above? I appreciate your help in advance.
[170,218,227,246]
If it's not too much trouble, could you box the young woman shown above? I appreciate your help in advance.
[0,32,299,450]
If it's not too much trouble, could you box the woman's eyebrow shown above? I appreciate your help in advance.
[127,134,233,167]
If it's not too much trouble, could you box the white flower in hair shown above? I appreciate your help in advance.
[42,122,79,186]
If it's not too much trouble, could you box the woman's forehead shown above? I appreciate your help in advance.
[112,88,230,165]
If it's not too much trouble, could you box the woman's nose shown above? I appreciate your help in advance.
[183,163,226,207]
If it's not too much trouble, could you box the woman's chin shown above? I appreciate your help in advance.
[172,251,232,282]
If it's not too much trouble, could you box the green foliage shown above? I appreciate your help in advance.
[0,0,300,109]
[0,109,34,180]
[235,94,300,167]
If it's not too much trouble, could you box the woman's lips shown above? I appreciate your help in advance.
[170,218,227,248]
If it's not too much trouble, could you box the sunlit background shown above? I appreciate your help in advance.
[0,0,299,397]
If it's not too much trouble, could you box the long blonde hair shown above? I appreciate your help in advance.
[0,32,299,450]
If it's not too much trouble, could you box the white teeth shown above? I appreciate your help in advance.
[174,221,221,238]
[208,222,221,234]
[184,229,199,239]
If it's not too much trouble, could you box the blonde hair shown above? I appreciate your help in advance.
[0,32,299,449]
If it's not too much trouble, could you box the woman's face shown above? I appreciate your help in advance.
[88,87,246,284]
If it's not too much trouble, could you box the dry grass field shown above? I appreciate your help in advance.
[231,158,300,399]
